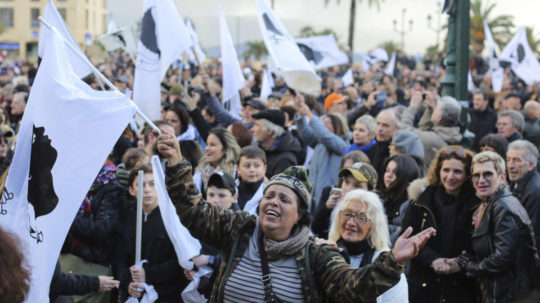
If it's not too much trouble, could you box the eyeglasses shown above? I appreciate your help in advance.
[471,171,494,182]
[339,211,369,224]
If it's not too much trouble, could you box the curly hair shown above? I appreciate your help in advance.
[427,145,475,188]
[0,226,30,302]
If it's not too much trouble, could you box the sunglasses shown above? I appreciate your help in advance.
[471,171,495,182]
[443,147,467,157]
[339,211,369,225]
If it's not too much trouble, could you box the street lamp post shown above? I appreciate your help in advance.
[393,8,413,52]
[427,1,443,49]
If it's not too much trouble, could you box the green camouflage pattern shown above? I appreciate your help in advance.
[265,165,312,208]
[165,160,404,303]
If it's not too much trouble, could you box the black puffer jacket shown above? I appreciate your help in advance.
[468,107,497,151]
[262,130,302,178]
[49,261,99,302]
[460,186,538,303]
[65,180,124,266]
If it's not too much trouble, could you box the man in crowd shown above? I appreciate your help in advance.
[507,140,540,254]
[368,108,400,174]
[469,88,497,151]
[251,109,301,178]
[497,109,525,143]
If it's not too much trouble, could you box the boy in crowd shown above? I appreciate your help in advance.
[235,146,267,215]
[206,171,239,211]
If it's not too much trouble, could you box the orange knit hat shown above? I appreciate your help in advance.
[324,93,346,111]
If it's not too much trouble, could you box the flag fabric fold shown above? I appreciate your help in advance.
[0,28,136,302]
[260,68,275,99]
[254,0,321,95]
[133,0,193,121]
[97,27,138,60]
[500,27,540,85]
[38,0,92,78]
[295,34,348,69]
[342,68,354,87]
[384,52,396,76]
[483,21,504,92]
[186,19,207,65]
[218,5,244,120]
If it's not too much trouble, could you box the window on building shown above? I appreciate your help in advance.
[31,8,40,27]
[0,8,14,27]
[58,8,66,22]
[85,10,88,29]
[31,0,41,2]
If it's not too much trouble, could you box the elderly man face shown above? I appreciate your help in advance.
[251,119,273,145]
[375,110,399,142]
[497,116,519,138]
[507,148,536,181]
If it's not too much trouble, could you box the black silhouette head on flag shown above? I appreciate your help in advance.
[262,13,283,37]
[297,43,323,65]
[112,32,126,48]
[512,44,525,63]
[140,8,160,56]
[28,125,58,218]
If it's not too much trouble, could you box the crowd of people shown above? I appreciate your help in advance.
[1,47,540,303]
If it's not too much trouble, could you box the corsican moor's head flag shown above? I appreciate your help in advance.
[483,21,503,92]
[38,0,92,78]
[254,0,321,95]
[500,27,540,85]
[218,5,244,120]
[295,34,349,70]
[133,0,193,121]
[97,27,138,61]
[0,28,136,302]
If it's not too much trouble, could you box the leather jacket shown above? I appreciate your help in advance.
[460,186,538,302]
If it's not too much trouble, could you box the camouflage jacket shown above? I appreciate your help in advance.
[165,160,404,303]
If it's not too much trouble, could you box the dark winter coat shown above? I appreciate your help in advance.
[49,261,99,302]
[402,185,478,303]
[262,130,302,178]
[468,107,497,151]
[510,170,540,256]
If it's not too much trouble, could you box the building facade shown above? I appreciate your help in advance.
[0,0,107,59]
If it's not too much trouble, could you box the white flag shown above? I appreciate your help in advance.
[186,19,207,65]
[384,52,396,76]
[0,29,136,302]
[254,0,321,95]
[295,34,349,69]
[483,21,504,92]
[219,5,244,120]
[107,20,118,34]
[97,27,138,60]
[260,68,275,99]
[38,0,92,78]
[342,68,353,87]
[500,27,540,85]
[367,48,389,64]
[468,71,475,92]
[133,0,193,121]
[150,156,202,270]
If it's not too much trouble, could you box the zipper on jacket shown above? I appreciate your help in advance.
[415,203,438,231]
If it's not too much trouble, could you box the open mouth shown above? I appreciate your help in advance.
[266,210,280,217]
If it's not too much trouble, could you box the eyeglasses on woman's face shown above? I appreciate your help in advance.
[471,171,494,183]
[339,210,369,225]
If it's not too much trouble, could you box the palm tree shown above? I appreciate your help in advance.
[324,0,382,52]
[526,26,540,53]
[245,40,268,61]
[298,26,317,38]
[470,0,514,55]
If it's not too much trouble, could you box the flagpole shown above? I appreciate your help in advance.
[191,46,201,67]
[38,17,161,135]
[135,170,144,265]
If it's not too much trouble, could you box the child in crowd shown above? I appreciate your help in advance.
[235,146,267,215]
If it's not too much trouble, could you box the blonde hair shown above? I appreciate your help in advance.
[472,151,506,175]
[328,189,390,251]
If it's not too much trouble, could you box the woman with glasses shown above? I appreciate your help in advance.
[456,151,539,303]
[328,189,409,303]
[402,146,479,303]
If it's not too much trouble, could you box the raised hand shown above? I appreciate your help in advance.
[392,226,436,265]
[155,127,182,166]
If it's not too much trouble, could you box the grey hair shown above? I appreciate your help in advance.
[438,96,461,127]
[508,140,539,166]
[378,108,402,129]
[499,110,525,131]
[355,115,376,136]
[259,118,285,138]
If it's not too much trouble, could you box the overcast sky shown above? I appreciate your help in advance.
[108,0,540,55]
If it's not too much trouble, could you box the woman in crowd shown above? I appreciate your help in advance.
[193,127,240,193]
[165,104,204,168]
[402,146,478,303]
[0,226,29,303]
[312,161,378,239]
[478,133,509,160]
[457,151,539,302]
[378,154,421,240]
[157,128,435,303]
[328,189,408,303]
[344,115,377,156]
[295,99,351,207]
